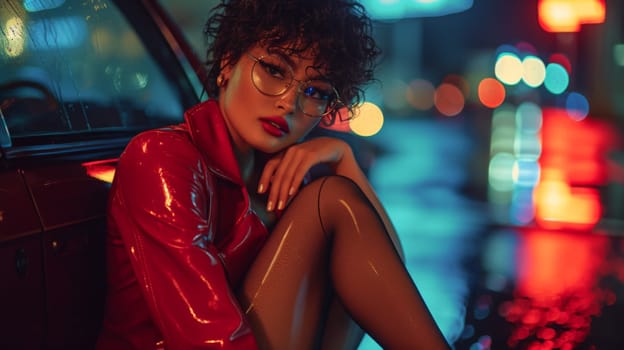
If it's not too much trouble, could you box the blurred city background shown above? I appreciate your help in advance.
[157,0,624,349]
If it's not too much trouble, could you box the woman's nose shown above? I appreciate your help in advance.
[275,82,299,114]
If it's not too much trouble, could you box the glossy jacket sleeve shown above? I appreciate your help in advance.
[109,130,258,349]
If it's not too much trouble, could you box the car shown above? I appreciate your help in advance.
[0,0,208,348]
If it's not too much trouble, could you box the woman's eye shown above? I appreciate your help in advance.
[303,86,332,101]
[260,61,287,79]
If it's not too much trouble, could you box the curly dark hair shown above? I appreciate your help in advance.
[203,0,380,122]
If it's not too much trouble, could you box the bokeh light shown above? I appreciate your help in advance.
[495,53,523,85]
[487,99,545,227]
[544,63,569,94]
[434,83,465,117]
[565,92,590,121]
[538,0,606,32]
[442,74,470,97]
[534,176,602,230]
[490,105,516,155]
[349,102,384,137]
[516,102,542,134]
[406,79,435,110]
[512,159,540,187]
[382,79,410,111]
[359,0,474,20]
[521,56,546,88]
[510,186,535,225]
[515,41,538,55]
[514,133,542,161]
[489,153,516,192]
[478,78,506,108]
[3,17,25,57]
[549,53,572,74]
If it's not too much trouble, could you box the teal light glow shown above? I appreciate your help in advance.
[27,17,86,50]
[359,0,473,20]
[510,186,535,225]
[514,133,541,161]
[614,44,624,66]
[357,118,483,349]
[513,159,540,187]
[515,102,542,134]
[489,153,516,192]
[23,0,65,12]
[482,229,519,283]
[544,63,570,95]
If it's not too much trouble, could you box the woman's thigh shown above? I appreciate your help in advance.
[238,178,332,349]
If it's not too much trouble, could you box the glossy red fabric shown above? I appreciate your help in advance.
[97,100,265,349]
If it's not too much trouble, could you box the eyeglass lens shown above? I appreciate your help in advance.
[251,54,336,117]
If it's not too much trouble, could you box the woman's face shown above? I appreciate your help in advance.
[218,45,331,155]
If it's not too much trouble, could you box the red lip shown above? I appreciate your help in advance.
[259,116,290,136]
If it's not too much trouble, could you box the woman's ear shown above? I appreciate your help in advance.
[219,54,234,81]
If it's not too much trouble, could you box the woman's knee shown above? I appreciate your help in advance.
[301,175,372,234]
[308,175,366,203]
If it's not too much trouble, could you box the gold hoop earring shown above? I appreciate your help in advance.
[217,74,226,87]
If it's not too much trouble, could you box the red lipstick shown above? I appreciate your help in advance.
[259,116,290,137]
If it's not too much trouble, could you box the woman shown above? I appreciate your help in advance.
[97,0,450,349]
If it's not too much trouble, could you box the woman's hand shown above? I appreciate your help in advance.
[257,137,350,211]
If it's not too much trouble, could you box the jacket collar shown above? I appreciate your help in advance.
[184,100,244,186]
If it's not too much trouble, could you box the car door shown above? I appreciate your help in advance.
[0,0,205,347]
[0,167,46,349]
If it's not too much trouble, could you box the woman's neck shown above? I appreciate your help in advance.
[232,145,255,184]
[217,98,256,184]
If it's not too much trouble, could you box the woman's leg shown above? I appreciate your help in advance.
[238,176,449,350]
[238,175,337,349]
[319,297,364,350]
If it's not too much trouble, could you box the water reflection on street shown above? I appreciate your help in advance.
[357,117,624,350]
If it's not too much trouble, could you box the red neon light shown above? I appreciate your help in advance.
[82,158,118,184]
[500,229,611,348]
[533,176,602,230]
[538,0,606,32]
[533,108,618,230]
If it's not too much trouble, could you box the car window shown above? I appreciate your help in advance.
[0,0,187,141]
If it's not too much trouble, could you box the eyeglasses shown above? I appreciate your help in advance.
[247,52,342,118]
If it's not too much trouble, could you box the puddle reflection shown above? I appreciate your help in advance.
[357,118,624,349]
[359,118,485,349]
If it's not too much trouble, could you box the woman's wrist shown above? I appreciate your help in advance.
[332,140,358,176]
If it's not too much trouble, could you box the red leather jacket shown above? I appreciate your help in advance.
[97,100,265,349]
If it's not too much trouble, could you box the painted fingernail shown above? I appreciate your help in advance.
[257,183,264,193]
[267,201,274,211]
[277,200,284,211]
[288,187,295,196]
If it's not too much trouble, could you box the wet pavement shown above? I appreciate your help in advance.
[357,117,624,350]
